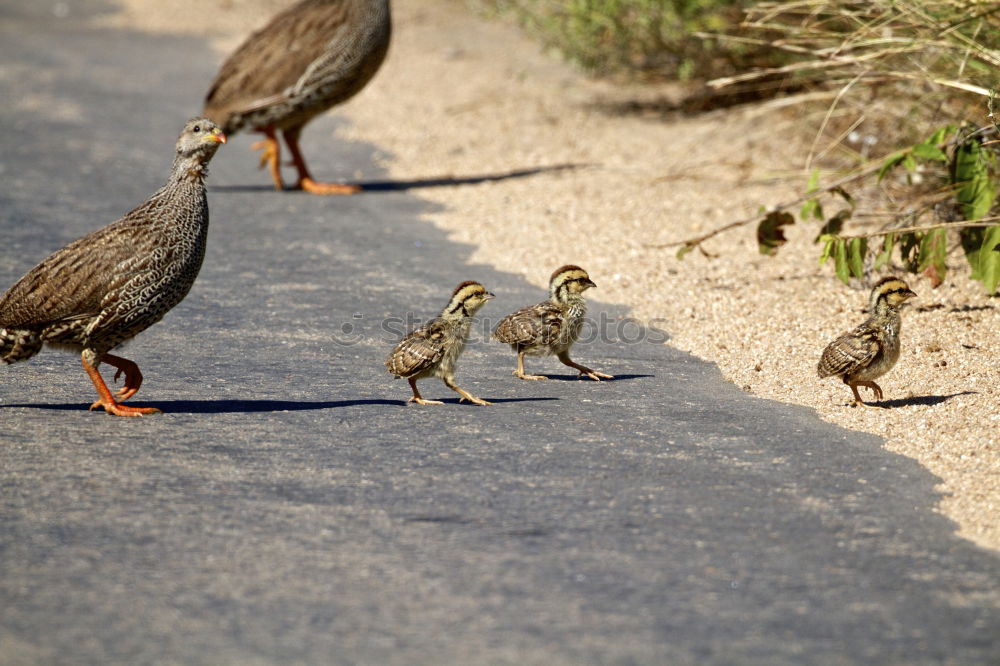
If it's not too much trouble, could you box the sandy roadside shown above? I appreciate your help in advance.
[97,0,998,551]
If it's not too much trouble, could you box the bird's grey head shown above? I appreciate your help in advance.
[176,117,227,160]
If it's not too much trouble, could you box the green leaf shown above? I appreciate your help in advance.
[917,228,948,286]
[805,168,821,193]
[953,139,996,220]
[830,186,855,209]
[814,209,851,242]
[834,238,850,285]
[675,244,693,261]
[964,225,1000,294]
[800,198,824,221]
[757,211,795,256]
[818,234,837,264]
[979,226,1000,295]
[848,237,867,278]
[961,227,985,280]
[912,142,948,162]
[874,232,895,270]
[902,153,917,173]
[925,125,956,146]
[877,150,907,183]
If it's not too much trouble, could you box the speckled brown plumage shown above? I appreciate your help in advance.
[0,118,226,416]
[818,276,916,406]
[386,281,493,406]
[494,265,613,381]
[203,0,391,194]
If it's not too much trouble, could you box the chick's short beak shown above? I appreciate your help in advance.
[585,279,597,288]
[484,292,495,300]
[206,129,227,144]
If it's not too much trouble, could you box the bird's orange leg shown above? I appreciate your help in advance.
[283,127,361,195]
[444,378,491,406]
[513,350,547,381]
[407,377,443,406]
[251,128,285,191]
[83,355,160,417]
[88,353,144,410]
[556,351,613,381]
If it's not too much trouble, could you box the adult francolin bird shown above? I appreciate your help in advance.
[494,265,613,381]
[386,281,494,406]
[0,118,226,416]
[818,276,917,407]
[203,0,391,194]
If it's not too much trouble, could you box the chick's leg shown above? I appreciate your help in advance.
[444,377,491,406]
[284,127,361,195]
[856,380,884,401]
[407,377,443,405]
[513,350,547,381]
[557,351,613,381]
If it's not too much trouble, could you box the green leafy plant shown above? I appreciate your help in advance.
[778,123,1000,293]
[473,0,769,81]
[662,0,1000,295]
[666,122,1000,294]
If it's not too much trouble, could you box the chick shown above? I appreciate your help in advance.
[386,281,493,405]
[818,276,916,406]
[494,265,612,381]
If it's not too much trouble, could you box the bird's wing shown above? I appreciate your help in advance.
[493,302,562,346]
[0,198,176,333]
[0,224,129,330]
[203,0,354,121]
[817,324,880,378]
[385,319,447,377]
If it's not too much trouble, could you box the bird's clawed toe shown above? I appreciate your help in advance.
[408,396,444,406]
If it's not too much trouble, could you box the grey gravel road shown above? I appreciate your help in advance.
[1,3,999,664]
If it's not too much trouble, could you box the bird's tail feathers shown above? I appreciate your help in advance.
[0,329,43,364]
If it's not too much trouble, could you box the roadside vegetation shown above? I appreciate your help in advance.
[473,0,1000,294]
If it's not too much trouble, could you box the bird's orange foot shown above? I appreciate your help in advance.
[296,178,362,195]
[514,371,548,381]
[408,396,444,406]
[92,400,162,417]
[251,136,285,191]
[251,138,278,169]
[459,395,493,406]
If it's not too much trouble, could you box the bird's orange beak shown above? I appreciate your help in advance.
[207,129,227,144]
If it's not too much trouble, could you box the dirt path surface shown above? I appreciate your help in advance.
[101,0,998,552]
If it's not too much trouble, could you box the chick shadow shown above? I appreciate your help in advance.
[389,397,560,407]
[872,391,976,409]
[211,164,584,194]
[526,373,653,382]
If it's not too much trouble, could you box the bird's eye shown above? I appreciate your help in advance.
[193,125,201,133]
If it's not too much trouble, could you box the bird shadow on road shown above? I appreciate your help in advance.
[874,391,976,408]
[1,399,398,414]
[2,397,559,413]
[386,397,560,406]
[211,164,586,194]
[529,373,653,382]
